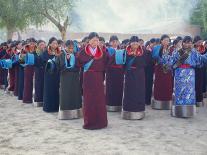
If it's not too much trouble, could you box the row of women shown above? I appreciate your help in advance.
[0,32,207,130]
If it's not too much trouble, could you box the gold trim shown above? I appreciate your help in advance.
[121,110,145,120]
[171,105,196,118]
[33,102,43,107]
[151,98,172,110]
[58,109,82,120]
[107,105,122,112]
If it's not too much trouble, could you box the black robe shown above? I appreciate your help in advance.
[55,52,82,119]
[34,52,44,103]
[38,51,60,112]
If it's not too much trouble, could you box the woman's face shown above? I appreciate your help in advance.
[130,42,140,50]
[99,41,105,48]
[89,37,99,48]
[183,41,193,49]
[30,42,36,51]
[50,40,58,50]
[161,38,170,47]
[110,40,119,48]
[16,43,22,50]
[38,42,46,51]
[67,45,74,53]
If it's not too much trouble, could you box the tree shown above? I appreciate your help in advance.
[24,0,76,41]
[0,0,29,40]
[191,0,207,37]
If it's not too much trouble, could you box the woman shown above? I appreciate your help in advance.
[77,32,109,130]
[23,38,36,103]
[33,40,46,107]
[105,35,124,112]
[13,41,22,96]
[122,36,149,120]
[163,36,207,117]
[55,40,82,119]
[40,37,60,112]
[18,41,27,100]
[193,36,205,106]
[151,35,173,110]
[145,38,156,105]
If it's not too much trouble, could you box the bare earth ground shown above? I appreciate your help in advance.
[0,89,207,155]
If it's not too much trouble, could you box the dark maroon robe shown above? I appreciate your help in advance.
[23,65,34,103]
[153,64,173,101]
[105,53,124,110]
[78,44,108,130]
[144,46,154,105]
[14,65,19,96]
[123,46,148,113]
[8,67,15,91]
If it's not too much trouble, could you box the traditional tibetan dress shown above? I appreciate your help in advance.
[77,44,108,129]
[122,45,147,120]
[144,45,154,105]
[55,51,82,119]
[151,45,173,110]
[105,47,124,111]
[33,51,45,107]
[163,48,207,117]
[23,52,35,103]
[40,50,60,112]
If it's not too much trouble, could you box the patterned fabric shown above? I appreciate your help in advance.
[175,68,195,105]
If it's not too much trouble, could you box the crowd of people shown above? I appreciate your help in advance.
[0,32,207,130]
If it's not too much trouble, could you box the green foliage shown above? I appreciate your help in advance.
[191,0,207,38]
[0,0,30,31]
[24,0,75,28]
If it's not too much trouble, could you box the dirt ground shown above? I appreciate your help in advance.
[0,90,207,155]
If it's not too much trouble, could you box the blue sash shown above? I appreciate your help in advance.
[126,57,136,71]
[73,41,79,53]
[152,45,161,59]
[107,47,116,56]
[1,59,12,69]
[25,53,35,65]
[64,51,75,69]
[115,50,126,65]
[84,59,94,72]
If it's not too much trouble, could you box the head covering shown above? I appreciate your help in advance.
[129,36,139,43]
[109,35,119,42]
[88,32,99,40]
